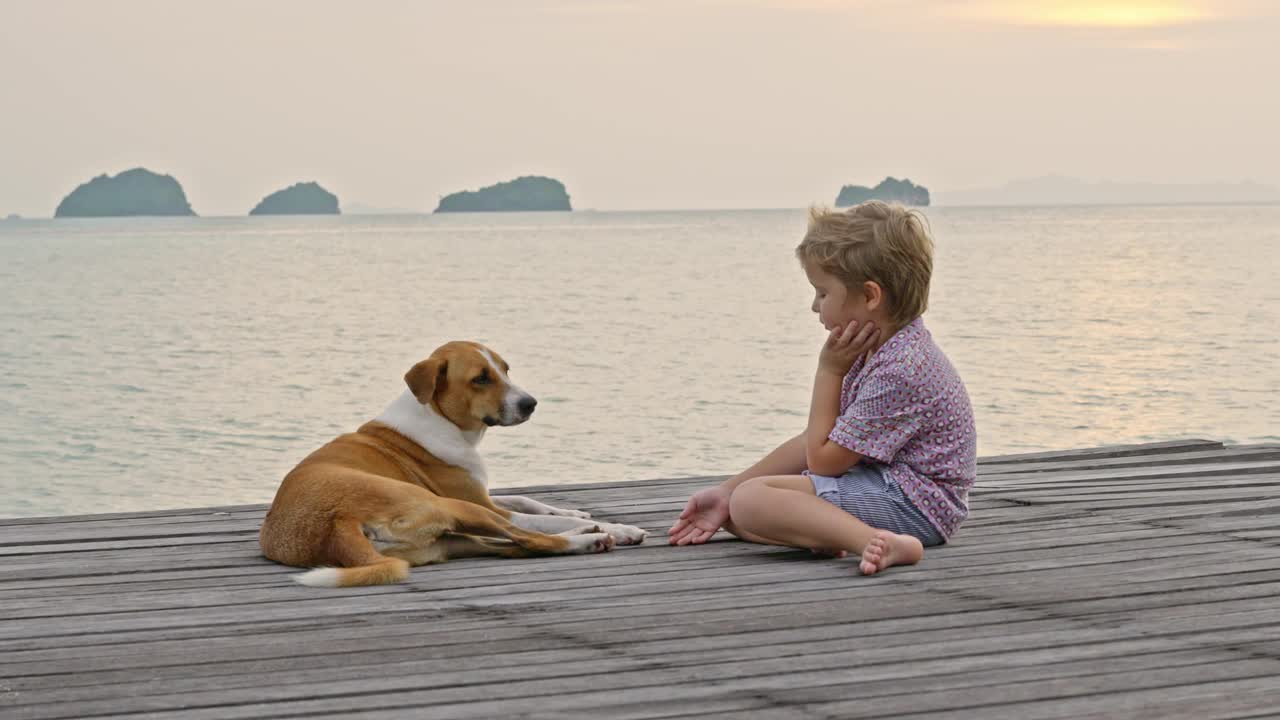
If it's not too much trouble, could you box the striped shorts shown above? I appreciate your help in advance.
[807,464,945,547]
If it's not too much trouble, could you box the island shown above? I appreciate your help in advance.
[434,176,571,213]
[54,168,196,217]
[249,182,340,216]
[835,177,930,207]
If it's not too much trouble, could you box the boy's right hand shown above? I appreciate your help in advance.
[818,320,879,377]
[667,486,731,545]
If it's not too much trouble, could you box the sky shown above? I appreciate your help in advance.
[1,0,1278,216]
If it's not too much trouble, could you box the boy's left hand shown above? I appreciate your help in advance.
[818,321,879,376]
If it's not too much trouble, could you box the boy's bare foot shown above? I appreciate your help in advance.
[859,530,923,575]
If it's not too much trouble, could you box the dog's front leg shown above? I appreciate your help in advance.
[492,494,591,519]
[507,512,647,546]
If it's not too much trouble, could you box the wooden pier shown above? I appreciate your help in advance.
[2,439,1279,719]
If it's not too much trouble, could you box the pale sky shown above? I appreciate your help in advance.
[2,0,1277,216]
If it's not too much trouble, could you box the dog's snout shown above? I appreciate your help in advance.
[518,396,538,415]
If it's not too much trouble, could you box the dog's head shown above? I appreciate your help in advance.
[404,341,537,431]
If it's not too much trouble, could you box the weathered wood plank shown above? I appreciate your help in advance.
[3,636,1243,715]
[4,439,1280,720]
[975,445,1280,476]
[975,439,1224,465]
[34,655,1275,720]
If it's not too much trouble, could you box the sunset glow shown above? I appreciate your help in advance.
[975,1,1209,28]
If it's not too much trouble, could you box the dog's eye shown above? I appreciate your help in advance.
[471,374,492,386]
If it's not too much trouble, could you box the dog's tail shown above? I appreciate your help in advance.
[293,557,410,588]
[290,517,411,588]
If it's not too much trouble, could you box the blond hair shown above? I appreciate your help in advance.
[795,200,934,327]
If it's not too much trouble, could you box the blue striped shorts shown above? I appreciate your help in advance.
[807,464,945,547]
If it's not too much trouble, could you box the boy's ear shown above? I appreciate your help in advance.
[863,281,884,312]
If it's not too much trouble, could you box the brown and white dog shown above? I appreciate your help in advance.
[259,341,647,587]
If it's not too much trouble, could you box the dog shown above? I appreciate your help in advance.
[259,340,647,587]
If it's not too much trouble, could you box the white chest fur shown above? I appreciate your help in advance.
[373,390,489,487]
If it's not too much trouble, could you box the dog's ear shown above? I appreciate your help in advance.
[405,358,447,405]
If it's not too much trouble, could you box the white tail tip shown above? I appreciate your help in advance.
[293,567,342,587]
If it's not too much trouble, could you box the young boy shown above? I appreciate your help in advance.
[667,201,976,574]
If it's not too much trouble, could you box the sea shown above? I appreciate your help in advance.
[1,205,1277,518]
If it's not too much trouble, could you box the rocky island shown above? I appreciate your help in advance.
[836,177,930,207]
[55,168,196,217]
[435,176,571,213]
[249,182,340,215]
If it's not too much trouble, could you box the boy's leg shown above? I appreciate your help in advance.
[727,475,923,574]
[721,475,819,546]
[726,475,874,549]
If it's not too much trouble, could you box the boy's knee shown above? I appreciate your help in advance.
[729,479,769,525]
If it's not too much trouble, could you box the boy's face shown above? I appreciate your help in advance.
[803,260,871,332]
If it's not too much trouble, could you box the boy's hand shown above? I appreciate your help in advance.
[667,485,731,545]
[818,321,879,376]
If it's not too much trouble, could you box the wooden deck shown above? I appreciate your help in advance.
[2,439,1280,719]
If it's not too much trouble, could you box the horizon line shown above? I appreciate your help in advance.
[6,199,1280,222]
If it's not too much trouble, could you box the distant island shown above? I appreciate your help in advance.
[435,176,571,213]
[836,177,930,207]
[55,168,196,218]
[249,182,340,216]
[936,175,1280,207]
[3,214,19,221]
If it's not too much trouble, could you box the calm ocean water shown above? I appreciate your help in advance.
[1,206,1277,518]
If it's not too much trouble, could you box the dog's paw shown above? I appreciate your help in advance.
[601,523,648,546]
[568,532,614,554]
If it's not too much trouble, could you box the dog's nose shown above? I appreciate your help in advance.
[518,396,538,415]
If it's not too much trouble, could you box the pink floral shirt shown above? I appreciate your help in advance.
[829,317,977,539]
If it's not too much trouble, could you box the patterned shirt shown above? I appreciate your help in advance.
[828,317,977,539]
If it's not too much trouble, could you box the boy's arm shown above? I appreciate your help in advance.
[806,368,863,476]
[718,432,807,492]
[807,321,878,477]
[670,432,807,545]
